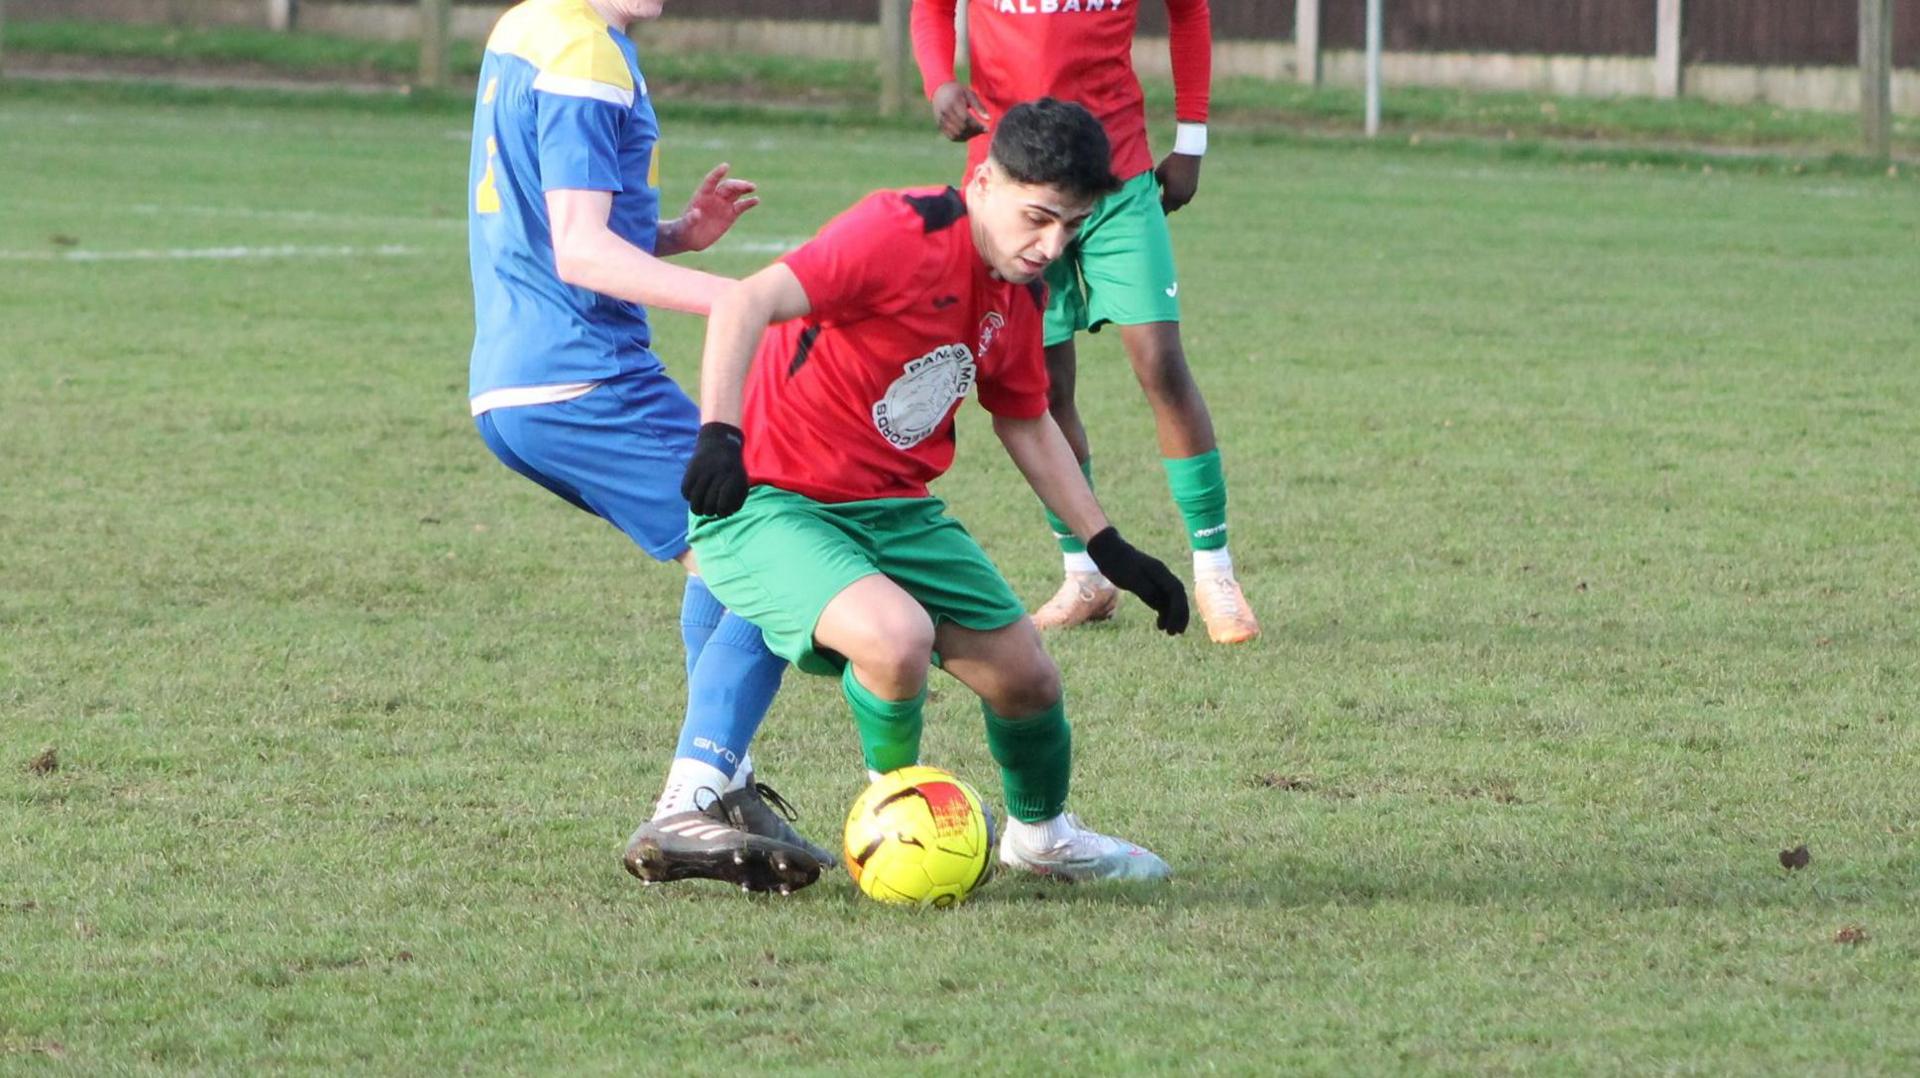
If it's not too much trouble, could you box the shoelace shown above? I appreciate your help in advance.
[1055,577,1109,607]
[752,782,802,822]
[1201,575,1244,617]
[691,786,736,828]
[1064,815,1127,858]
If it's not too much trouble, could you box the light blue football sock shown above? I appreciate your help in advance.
[679,575,725,677]
[673,611,786,781]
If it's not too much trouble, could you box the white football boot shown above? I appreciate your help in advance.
[997,812,1172,882]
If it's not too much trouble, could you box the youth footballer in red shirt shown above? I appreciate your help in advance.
[912,0,1260,645]
[676,101,1185,884]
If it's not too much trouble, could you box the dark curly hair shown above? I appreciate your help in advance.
[987,98,1121,202]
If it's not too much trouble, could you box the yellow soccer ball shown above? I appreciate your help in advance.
[843,765,996,908]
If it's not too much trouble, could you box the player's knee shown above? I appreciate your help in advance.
[989,652,1062,718]
[859,612,936,688]
[1131,343,1198,405]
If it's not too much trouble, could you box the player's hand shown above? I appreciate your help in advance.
[931,81,989,142]
[681,422,750,517]
[1154,152,1202,214]
[670,163,760,253]
[1086,527,1190,635]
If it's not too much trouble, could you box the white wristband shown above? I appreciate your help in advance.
[1173,122,1208,157]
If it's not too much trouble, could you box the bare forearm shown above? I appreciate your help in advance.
[697,288,765,425]
[994,413,1110,540]
[693,263,810,429]
[554,229,732,315]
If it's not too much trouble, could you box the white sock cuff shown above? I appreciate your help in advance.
[1007,812,1075,850]
[1063,551,1099,575]
[652,758,730,820]
[1193,548,1234,577]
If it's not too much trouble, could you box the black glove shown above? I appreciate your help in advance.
[1086,527,1189,635]
[681,422,749,518]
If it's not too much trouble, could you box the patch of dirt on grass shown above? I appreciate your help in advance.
[0,1038,67,1059]
[1452,784,1524,805]
[1250,773,1355,799]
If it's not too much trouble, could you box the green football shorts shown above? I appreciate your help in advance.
[688,486,1028,676]
[1043,170,1183,347]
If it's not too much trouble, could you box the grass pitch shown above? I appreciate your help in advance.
[4,79,1920,1072]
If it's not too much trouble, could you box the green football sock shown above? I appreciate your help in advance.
[842,665,924,775]
[1041,457,1096,556]
[1163,449,1229,552]
[981,698,1071,824]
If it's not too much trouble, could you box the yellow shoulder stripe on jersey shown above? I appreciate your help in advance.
[486,0,636,105]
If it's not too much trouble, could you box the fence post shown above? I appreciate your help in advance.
[878,0,912,117]
[1654,0,1682,98]
[1294,0,1320,87]
[1363,0,1382,136]
[266,0,296,32]
[420,0,452,90]
[1860,0,1892,158]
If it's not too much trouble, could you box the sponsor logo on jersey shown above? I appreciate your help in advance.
[993,0,1124,13]
[872,343,977,449]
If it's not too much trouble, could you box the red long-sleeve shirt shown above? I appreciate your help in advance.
[911,0,1212,182]
[747,187,1050,503]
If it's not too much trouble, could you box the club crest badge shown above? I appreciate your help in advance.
[977,311,1005,358]
[872,343,977,449]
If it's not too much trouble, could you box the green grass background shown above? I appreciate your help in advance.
[3,79,1920,1071]
[9,18,1920,157]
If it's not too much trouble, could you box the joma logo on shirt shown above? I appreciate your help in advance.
[872,343,977,449]
[994,0,1124,13]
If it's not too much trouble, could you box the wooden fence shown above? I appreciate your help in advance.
[319,0,1920,66]
[11,0,1915,150]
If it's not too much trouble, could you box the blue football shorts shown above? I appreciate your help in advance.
[474,366,700,561]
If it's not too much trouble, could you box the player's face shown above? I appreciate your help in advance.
[967,165,1095,284]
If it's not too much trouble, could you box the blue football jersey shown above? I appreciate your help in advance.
[467,0,663,400]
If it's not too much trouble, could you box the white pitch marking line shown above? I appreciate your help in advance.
[8,201,461,231]
[128,203,465,229]
[725,239,807,254]
[0,244,423,263]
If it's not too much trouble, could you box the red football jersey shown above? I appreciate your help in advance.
[912,0,1213,182]
[742,186,1050,504]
